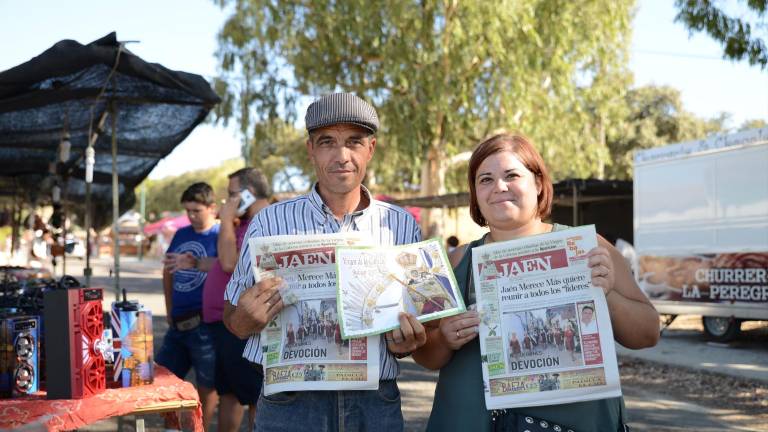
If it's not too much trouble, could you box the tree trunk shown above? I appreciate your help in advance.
[596,114,606,179]
[420,142,446,238]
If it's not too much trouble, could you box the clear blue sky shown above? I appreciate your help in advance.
[1,0,766,180]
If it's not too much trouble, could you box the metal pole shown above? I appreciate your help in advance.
[138,183,145,261]
[83,110,107,287]
[571,182,578,226]
[60,181,68,277]
[84,180,92,286]
[453,207,459,237]
[11,194,19,257]
[61,205,66,277]
[111,103,120,301]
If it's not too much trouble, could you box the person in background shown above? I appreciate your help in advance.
[446,235,460,253]
[203,168,271,432]
[565,321,577,361]
[156,182,220,431]
[414,132,659,432]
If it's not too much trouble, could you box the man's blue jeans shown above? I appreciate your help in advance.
[254,380,403,432]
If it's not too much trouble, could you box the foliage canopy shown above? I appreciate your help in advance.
[213,0,739,198]
[675,0,767,70]
[137,158,244,220]
[214,0,637,195]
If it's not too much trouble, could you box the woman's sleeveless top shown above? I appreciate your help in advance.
[426,225,625,432]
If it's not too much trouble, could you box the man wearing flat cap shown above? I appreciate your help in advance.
[224,93,425,431]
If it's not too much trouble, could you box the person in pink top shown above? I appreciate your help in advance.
[203,168,271,432]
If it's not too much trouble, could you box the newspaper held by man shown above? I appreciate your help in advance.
[336,238,465,339]
[249,233,379,395]
[472,225,621,409]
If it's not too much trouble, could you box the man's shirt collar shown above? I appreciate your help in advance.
[307,183,373,226]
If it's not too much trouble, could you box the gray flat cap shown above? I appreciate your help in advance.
[305,93,379,134]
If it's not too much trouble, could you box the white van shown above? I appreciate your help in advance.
[633,127,768,341]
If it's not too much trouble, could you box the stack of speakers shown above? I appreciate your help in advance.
[0,314,41,397]
[1,270,153,400]
[0,267,50,399]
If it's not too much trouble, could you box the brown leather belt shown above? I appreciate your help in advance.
[174,311,202,331]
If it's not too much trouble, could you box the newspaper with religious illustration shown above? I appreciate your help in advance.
[249,233,379,395]
[472,225,621,409]
[336,238,465,339]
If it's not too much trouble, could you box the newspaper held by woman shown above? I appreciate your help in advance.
[472,224,621,409]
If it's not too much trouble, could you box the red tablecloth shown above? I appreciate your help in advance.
[0,365,202,431]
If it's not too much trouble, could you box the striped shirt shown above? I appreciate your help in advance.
[225,184,421,380]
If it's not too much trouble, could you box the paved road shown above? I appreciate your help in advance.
[65,257,766,431]
[617,318,768,383]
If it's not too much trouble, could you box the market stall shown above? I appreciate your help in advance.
[0,32,221,294]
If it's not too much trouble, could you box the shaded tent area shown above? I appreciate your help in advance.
[390,179,633,243]
[0,32,220,228]
[550,179,633,243]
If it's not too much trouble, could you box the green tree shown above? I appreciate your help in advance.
[605,85,725,179]
[214,0,635,208]
[739,118,767,130]
[137,159,245,219]
[675,0,767,69]
[248,119,311,192]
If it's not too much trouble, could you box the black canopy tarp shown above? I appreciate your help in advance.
[0,32,221,227]
[0,32,221,291]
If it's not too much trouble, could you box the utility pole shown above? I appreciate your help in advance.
[138,183,146,261]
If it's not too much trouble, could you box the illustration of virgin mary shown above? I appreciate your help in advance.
[396,247,457,315]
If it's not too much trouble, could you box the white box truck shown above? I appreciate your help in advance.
[633,127,768,341]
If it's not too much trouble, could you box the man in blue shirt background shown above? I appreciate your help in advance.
[157,181,220,430]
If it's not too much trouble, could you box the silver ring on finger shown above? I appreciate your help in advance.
[266,300,272,307]
[456,329,461,339]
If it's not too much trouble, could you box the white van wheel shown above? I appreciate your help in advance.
[702,316,741,342]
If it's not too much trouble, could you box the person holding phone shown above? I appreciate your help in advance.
[203,167,272,432]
